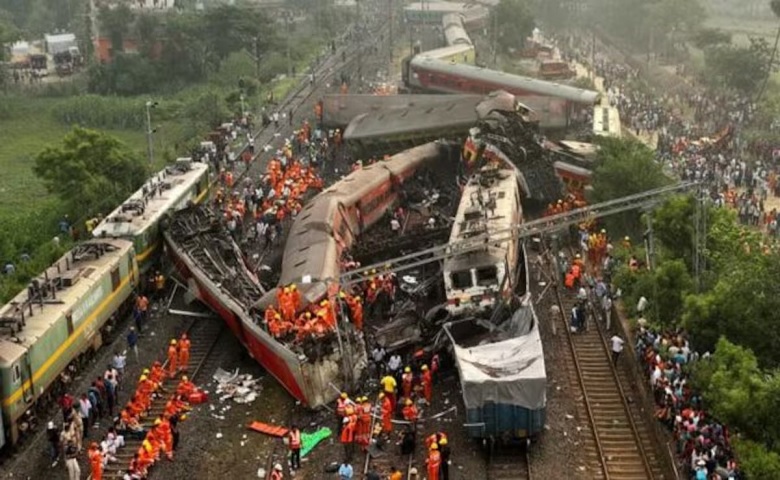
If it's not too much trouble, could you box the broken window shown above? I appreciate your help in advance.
[450,270,472,290]
[475,266,498,287]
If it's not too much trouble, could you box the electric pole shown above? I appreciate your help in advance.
[145,100,157,165]
[388,0,393,70]
[357,0,362,90]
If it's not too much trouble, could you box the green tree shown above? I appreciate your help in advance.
[733,438,780,480]
[683,252,780,366]
[33,128,148,219]
[704,37,776,93]
[587,137,670,234]
[652,195,695,264]
[492,0,535,54]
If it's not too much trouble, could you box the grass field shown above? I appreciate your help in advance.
[0,97,149,219]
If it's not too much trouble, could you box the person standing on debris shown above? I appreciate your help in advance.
[46,421,60,467]
[401,398,418,423]
[167,339,178,376]
[154,271,166,300]
[127,328,139,363]
[288,424,302,471]
[355,397,372,451]
[420,365,432,405]
[426,443,441,480]
[178,333,191,372]
[336,392,349,435]
[341,404,357,461]
[87,442,103,480]
[380,392,393,434]
[439,437,451,480]
[64,439,80,480]
[380,373,397,410]
[401,367,413,399]
[610,334,625,366]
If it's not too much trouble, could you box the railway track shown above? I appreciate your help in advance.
[104,316,225,479]
[362,412,414,480]
[551,250,661,480]
[487,446,531,480]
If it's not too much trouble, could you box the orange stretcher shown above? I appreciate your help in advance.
[248,421,289,437]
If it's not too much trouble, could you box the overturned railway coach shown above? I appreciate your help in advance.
[0,240,137,447]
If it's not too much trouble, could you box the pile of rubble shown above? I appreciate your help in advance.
[213,368,262,405]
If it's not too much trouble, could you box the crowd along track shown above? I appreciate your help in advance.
[550,248,662,480]
[104,316,225,479]
[486,446,531,480]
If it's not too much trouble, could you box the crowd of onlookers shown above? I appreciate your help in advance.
[635,327,741,479]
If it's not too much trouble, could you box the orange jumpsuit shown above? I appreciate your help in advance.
[381,396,393,433]
[167,344,178,376]
[421,369,433,403]
[178,337,191,371]
[356,401,372,448]
[401,372,413,398]
[340,412,357,444]
[88,447,103,480]
[402,403,418,423]
[427,449,441,480]
[348,297,363,330]
[157,419,174,459]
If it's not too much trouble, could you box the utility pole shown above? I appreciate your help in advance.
[388,0,393,69]
[254,36,261,79]
[285,11,292,78]
[356,0,362,90]
[145,100,157,165]
[491,9,497,66]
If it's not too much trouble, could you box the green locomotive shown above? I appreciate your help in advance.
[92,159,211,274]
[0,239,137,447]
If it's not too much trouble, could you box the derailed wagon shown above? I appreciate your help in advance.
[445,304,546,445]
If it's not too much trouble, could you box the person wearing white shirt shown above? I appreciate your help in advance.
[610,335,625,366]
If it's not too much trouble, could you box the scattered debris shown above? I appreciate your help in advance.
[213,368,262,404]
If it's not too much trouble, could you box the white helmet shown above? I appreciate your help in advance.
[274,463,283,471]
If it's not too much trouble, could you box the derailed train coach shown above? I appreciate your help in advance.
[445,304,547,444]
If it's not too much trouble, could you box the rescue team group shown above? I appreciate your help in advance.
[56,331,203,480]
[269,360,448,480]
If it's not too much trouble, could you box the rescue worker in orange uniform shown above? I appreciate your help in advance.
[427,442,442,480]
[335,392,349,435]
[340,404,357,461]
[289,284,301,313]
[88,442,103,480]
[154,416,174,460]
[279,287,295,323]
[402,398,418,423]
[167,339,178,376]
[401,366,413,398]
[420,364,433,404]
[346,294,364,330]
[178,333,191,372]
[150,361,166,384]
[356,396,372,450]
[176,375,196,399]
[380,392,393,434]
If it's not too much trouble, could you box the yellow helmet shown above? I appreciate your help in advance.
[171,339,177,345]
[154,418,162,426]
[340,392,348,399]
[404,367,411,373]
[339,291,347,299]
[405,398,413,406]
[421,365,429,371]
[439,438,448,446]
[378,392,385,399]
[139,375,148,382]
[290,284,297,291]
[142,368,150,375]
[182,376,189,382]
[430,443,439,450]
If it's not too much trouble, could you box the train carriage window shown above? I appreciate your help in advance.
[451,271,472,289]
[66,313,74,336]
[12,363,20,383]
[475,266,498,287]
[111,266,120,292]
